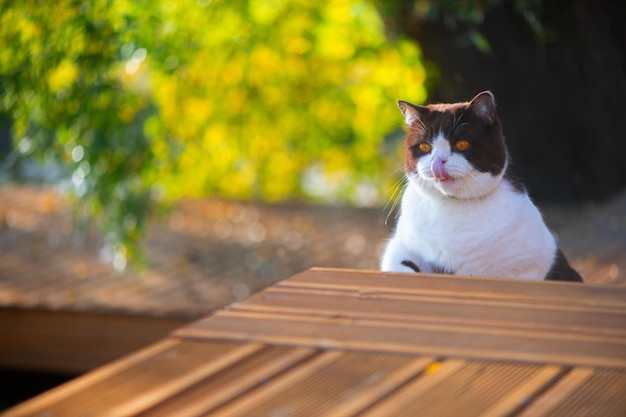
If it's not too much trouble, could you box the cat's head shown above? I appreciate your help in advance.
[398,91,508,200]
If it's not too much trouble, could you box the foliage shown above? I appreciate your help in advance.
[399,0,544,23]
[0,0,426,268]
[376,0,549,52]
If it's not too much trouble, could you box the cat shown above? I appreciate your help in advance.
[381,91,583,282]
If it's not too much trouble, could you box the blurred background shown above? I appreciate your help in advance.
[2,0,625,259]
[1,0,625,409]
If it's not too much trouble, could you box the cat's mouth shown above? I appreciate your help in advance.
[431,157,455,183]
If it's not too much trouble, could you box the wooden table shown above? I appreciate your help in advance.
[4,268,626,417]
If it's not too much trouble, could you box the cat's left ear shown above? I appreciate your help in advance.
[468,91,497,124]
[397,100,426,130]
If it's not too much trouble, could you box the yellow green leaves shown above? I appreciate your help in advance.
[1,0,427,266]
[144,0,427,206]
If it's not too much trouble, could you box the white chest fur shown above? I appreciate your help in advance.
[381,181,556,280]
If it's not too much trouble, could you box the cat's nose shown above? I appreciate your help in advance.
[433,155,447,166]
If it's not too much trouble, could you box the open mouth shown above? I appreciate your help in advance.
[434,175,455,183]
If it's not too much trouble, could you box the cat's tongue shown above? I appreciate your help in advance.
[431,157,451,181]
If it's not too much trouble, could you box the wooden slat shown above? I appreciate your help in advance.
[3,340,262,417]
[1,339,181,417]
[517,367,595,417]
[176,310,626,368]
[203,351,435,417]
[284,268,626,307]
[137,346,317,417]
[531,368,626,417]
[358,359,467,417]
[360,360,562,417]
[479,365,565,417]
[227,288,626,339]
[264,284,625,315]
[175,269,626,368]
[101,343,263,417]
[318,356,435,417]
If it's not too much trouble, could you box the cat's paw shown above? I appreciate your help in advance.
[382,262,420,274]
[401,260,420,272]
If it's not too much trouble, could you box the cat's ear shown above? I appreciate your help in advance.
[397,100,426,129]
[468,91,497,124]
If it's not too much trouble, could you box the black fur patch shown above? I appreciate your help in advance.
[545,248,584,282]
[401,260,453,275]
[401,260,420,272]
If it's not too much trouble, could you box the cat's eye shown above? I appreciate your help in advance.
[418,142,432,153]
[455,139,470,151]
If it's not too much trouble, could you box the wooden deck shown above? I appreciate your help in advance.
[0,185,625,373]
[4,268,626,417]
[0,186,386,373]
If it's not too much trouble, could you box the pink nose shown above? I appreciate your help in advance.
[431,156,448,180]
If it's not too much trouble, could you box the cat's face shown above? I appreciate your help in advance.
[398,91,507,199]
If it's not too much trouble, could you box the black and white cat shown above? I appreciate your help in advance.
[381,91,583,282]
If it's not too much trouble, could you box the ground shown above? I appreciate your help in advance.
[1,185,624,321]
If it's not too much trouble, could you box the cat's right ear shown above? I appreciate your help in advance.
[397,101,425,129]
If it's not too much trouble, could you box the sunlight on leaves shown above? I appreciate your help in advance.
[0,0,427,266]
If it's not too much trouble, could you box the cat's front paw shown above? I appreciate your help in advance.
[382,260,420,274]
[400,260,420,272]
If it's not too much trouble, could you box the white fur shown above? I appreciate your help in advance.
[381,135,556,280]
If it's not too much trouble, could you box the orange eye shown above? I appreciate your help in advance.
[455,139,470,151]
[418,142,432,153]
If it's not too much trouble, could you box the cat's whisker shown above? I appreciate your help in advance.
[383,178,404,212]
[387,165,406,177]
[388,194,403,222]
[491,163,504,173]
[456,111,464,126]
[384,175,407,225]
[457,122,469,129]
[452,109,469,132]
[417,119,427,134]
[466,174,488,202]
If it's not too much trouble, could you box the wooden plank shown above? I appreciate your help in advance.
[203,351,434,417]
[228,289,626,339]
[516,367,595,417]
[479,365,564,417]
[175,267,626,367]
[359,359,467,417]
[3,340,261,417]
[2,339,181,417]
[203,350,346,417]
[137,346,317,417]
[101,343,263,417]
[174,269,626,368]
[318,356,435,417]
[176,311,626,368]
[0,307,188,373]
[530,368,626,417]
[264,285,625,315]
[284,268,626,307]
[360,360,562,417]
